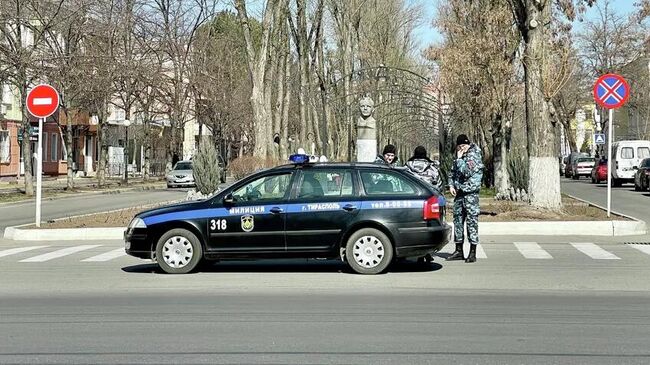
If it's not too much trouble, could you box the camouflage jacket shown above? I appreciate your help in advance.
[448,143,484,194]
[406,158,442,190]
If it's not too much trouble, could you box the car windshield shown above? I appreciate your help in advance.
[577,158,594,163]
[174,162,192,170]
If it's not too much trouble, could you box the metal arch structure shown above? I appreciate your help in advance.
[325,65,441,161]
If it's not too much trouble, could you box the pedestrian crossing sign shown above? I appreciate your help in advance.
[594,133,606,145]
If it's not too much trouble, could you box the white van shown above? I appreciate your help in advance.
[611,140,650,186]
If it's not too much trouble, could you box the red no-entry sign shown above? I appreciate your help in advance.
[26,84,59,118]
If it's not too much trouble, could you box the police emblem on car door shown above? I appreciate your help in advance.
[241,214,254,232]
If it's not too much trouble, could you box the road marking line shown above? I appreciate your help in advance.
[628,245,650,256]
[33,97,52,105]
[570,242,620,260]
[438,243,487,259]
[476,244,487,258]
[20,245,101,262]
[81,248,126,262]
[0,246,49,258]
[514,242,553,259]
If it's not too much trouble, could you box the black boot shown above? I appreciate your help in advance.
[465,244,477,263]
[446,242,464,261]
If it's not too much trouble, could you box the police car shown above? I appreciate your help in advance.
[124,154,451,275]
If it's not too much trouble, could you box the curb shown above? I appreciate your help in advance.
[4,220,646,241]
[3,226,125,241]
[476,220,646,236]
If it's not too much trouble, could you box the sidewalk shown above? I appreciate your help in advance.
[0,176,167,204]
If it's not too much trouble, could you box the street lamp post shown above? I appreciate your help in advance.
[123,119,131,184]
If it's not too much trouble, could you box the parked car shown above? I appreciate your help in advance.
[564,152,589,178]
[634,157,650,191]
[590,159,608,184]
[166,161,195,188]
[125,155,451,275]
[572,157,595,180]
[610,140,650,187]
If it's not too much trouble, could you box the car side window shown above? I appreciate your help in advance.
[297,170,354,198]
[638,147,650,160]
[232,173,292,203]
[360,171,416,195]
[621,147,634,159]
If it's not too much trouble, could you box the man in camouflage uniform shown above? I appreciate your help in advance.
[447,134,484,263]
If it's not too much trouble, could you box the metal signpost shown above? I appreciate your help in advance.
[592,74,630,217]
[26,84,60,227]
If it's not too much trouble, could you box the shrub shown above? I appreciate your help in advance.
[192,142,222,195]
[229,156,280,180]
[507,151,529,191]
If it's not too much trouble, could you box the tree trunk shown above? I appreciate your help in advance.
[281,58,291,160]
[523,3,561,209]
[97,118,108,187]
[19,80,34,196]
[235,0,285,158]
[493,118,511,197]
[65,109,74,190]
[143,119,151,181]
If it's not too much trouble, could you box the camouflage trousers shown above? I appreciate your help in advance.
[453,192,480,245]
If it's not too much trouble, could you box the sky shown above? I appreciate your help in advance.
[411,0,640,51]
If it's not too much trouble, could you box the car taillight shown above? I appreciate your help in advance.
[423,196,440,220]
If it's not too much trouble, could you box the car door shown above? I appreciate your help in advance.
[285,168,360,252]
[207,171,294,252]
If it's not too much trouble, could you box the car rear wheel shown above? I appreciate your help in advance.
[155,228,203,274]
[345,228,394,275]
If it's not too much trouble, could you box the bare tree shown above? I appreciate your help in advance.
[431,0,520,197]
[40,0,96,190]
[235,0,288,158]
[145,0,216,170]
[505,0,598,209]
[0,0,66,195]
[190,11,254,162]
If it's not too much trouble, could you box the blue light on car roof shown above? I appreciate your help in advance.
[289,154,311,164]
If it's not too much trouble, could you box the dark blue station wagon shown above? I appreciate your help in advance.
[125,157,451,274]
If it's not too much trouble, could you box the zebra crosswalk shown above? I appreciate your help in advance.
[0,242,649,264]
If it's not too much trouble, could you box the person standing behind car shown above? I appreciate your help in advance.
[405,146,442,190]
[374,144,400,166]
[447,134,484,263]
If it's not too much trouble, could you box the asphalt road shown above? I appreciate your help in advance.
[2,238,650,364]
[561,177,650,223]
[0,189,187,231]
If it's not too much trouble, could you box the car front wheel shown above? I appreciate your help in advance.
[155,228,203,274]
[345,228,394,275]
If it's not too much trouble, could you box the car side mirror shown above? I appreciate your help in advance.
[223,193,234,205]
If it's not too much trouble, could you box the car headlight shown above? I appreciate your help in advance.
[128,217,147,229]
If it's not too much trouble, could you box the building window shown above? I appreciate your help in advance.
[115,108,126,121]
[0,130,9,163]
[51,133,58,162]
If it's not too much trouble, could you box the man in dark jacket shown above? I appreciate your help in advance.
[374,144,399,166]
[405,146,442,190]
[447,134,484,263]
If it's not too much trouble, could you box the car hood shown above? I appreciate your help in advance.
[168,169,193,176]
[136,200,206,219]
